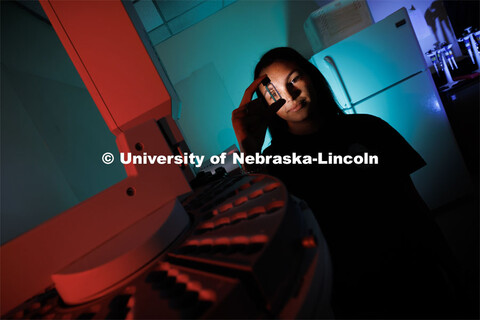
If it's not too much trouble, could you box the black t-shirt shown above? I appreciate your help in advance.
[263,114,427,275]
[263,114,460,316]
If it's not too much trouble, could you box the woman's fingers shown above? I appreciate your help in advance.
[236,99,265,117]
[232,76,283,157]
[268,99,286,114]
[233,98,284,126]
[239,74,268,107]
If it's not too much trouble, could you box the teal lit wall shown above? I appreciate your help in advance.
[154,0,321,159]
[0,0,322,244]
[1,2,126,244]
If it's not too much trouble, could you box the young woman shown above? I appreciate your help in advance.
[232,47,461,318]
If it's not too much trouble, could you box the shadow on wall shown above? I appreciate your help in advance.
[424,0,456,48]
[285,0,322,57]
[443,0,480,36]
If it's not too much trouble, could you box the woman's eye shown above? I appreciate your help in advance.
[266,85,279,100]
[265,91,274,101]
[290,75,301,84]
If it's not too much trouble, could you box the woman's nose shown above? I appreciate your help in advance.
[283,84,301,102]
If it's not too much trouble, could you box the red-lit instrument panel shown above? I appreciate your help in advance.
[3,173,331,319]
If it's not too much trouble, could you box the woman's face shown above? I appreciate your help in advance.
[259,60,316,123]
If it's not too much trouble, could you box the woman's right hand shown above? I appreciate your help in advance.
[232,75,285,155]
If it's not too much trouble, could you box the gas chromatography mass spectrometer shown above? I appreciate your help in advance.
[1,1,332,319]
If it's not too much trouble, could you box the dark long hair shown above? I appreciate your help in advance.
[254,47,344,140]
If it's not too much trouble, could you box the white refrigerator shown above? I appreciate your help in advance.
[310,8,472,210]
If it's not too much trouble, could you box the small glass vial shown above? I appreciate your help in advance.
[261,76,282,102]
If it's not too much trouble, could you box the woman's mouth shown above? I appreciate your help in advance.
[287,100,306,113]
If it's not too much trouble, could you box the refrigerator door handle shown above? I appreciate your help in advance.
[324,56,355,112]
